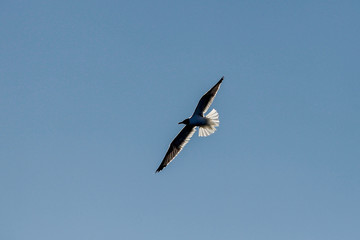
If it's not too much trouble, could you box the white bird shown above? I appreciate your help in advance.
[156,77,224,172]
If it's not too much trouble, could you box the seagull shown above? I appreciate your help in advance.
[155,77,224,172]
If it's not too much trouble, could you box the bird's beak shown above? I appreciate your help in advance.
[178,120,184,124]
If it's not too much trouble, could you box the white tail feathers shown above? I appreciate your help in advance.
[198,109,220,137]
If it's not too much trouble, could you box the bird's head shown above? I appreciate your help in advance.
[178,118,190,125]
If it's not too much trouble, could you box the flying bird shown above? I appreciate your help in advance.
[156,77,224,172]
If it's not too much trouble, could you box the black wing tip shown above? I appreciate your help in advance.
[219,76,224,83]
[155,165,164,173]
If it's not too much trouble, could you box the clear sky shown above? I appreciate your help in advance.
[1,1,360,239]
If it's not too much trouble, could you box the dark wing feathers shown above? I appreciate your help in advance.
[193,77,224,116]
[156,125,196,172]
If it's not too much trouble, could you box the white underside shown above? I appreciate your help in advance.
[198,109,220,137]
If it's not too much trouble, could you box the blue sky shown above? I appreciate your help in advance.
[1,1,360,239]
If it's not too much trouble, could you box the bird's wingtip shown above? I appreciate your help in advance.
[219,76,224,83]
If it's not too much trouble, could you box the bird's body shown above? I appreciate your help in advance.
[189,114,208,126]
[155,77,224,172]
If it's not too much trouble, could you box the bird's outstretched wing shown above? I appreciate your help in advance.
[193,77,224,116]
[156,125,196,172]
